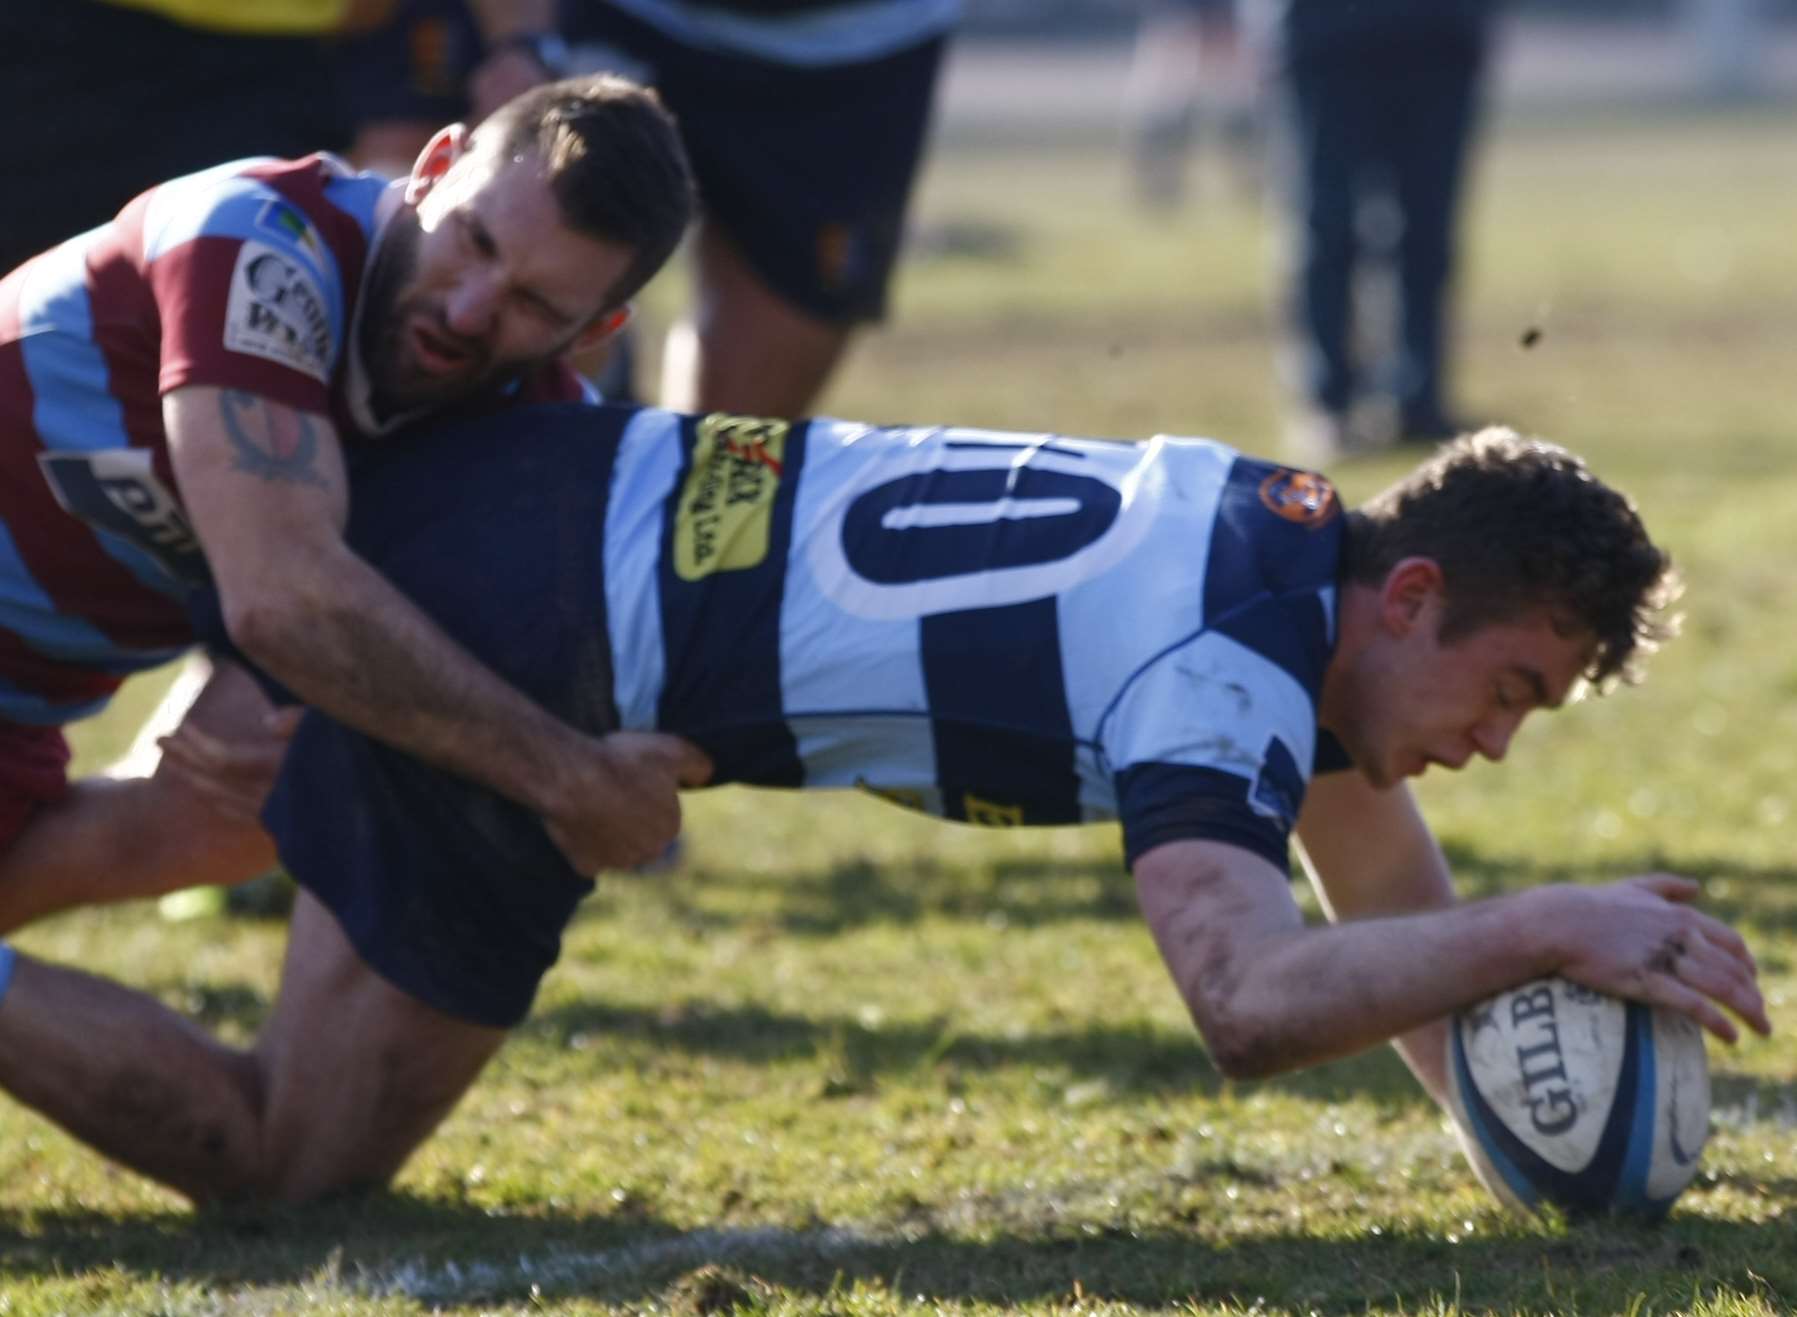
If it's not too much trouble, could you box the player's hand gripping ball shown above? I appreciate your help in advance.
[1447,976,1709,1217]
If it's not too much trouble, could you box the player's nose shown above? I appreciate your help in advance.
[443,272,501,337]
[1470,714,1518,763]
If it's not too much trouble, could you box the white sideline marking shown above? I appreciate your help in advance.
[357,1224,899,1302]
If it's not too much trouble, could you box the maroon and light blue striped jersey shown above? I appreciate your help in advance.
[0,154,583,728]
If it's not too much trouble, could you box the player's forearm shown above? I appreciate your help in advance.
[1161,891,1558,1081]
[222,543,592,820]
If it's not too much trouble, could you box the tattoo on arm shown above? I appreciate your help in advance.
[218,390,329,489]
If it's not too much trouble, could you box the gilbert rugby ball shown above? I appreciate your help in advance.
[1447,976,1709,1217]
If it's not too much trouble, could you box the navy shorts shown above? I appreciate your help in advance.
[256,405,634,1027]
[557,3,947,323]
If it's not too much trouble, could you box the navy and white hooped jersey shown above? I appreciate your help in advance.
[605,408,1345,869]
[244,401,1343,1024]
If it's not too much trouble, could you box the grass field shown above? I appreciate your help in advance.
[9,93,1797,1315]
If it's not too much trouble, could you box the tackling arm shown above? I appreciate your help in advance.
[165,385,709,873]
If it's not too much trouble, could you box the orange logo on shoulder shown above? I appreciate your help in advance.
[1258,469,1340,528]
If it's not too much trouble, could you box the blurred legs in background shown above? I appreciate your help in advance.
[1265,5,1496,461]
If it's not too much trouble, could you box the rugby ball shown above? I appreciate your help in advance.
[1446,976,1709,1217]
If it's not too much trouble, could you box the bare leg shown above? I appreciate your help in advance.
[0,889,504,1203]
[0,777,276,932]
[660,222,854,419]
[0,659,281,933]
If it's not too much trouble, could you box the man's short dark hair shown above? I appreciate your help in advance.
[1341,427,1679,686]
[473,74,695,312]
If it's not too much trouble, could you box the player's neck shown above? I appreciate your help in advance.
[1317,582,1382,734]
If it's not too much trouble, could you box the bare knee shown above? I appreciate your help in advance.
[91,1043,276,1206]
[96,1037,393,1208]
[170,1053,406,1207]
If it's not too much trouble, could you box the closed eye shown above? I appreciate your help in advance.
[1498,665,1553,713]
[514,287,575,327]
[457,211,498,259]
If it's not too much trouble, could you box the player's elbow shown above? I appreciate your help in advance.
[1193,1004,1289,1081]
[1182,959,1300,1081]
[220,593,295,663]
[217,575,327,666]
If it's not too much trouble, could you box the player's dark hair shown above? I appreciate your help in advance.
[474,74,694,312]
[1340,427,1678,686]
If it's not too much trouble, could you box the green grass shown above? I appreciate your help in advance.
[8,104,1797,1314]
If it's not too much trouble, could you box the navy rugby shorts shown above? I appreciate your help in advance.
[558,4,946,323]
[258,405,629,1028]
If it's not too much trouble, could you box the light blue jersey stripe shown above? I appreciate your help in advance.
[17,235,130,457]
[322,170,389,245]
[789,713,937,794]
[604,0,957,65]
[605,408,681,729]
[141,159,284,262]
[14,227,204,603]
[1102,629,1319,814]
[14,239,194,598]
[781,419,935,787]
[1053,437,1225,732]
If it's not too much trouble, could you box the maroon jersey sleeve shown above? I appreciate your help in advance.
[141,184,344,416]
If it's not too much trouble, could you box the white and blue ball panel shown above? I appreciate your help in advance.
[1452,998,1675,1217]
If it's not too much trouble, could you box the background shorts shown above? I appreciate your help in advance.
[559,3,947,323]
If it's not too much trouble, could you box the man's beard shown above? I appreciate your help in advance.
[361,216,495,422]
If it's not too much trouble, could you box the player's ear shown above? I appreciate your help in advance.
[403,123,470,205]
[1380,557,1445,636]
[573,303,632,353]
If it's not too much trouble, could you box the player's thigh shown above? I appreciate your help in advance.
[254,889,506,1200]
[672,224,852,416]
[632,23,945,325]
[0,710,271,929]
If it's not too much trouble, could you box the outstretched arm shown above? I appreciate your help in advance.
[1294,772,1457,1102]
[165,386,710,874]
[1133,832,1767,1083]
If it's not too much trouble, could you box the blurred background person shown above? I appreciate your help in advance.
[336,2,579,176]
[1246,0,1502,461]
[1121,0,1253,214]
[334,0,486,178]
[473,0,959,417]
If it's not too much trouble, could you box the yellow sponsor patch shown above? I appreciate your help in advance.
[964,793,1024,827]
[858,781,930,814]
[674,414,790,581]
